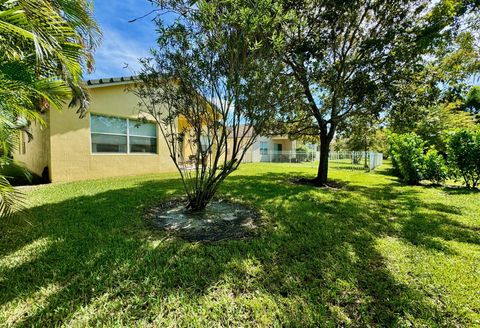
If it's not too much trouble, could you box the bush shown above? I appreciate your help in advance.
[295,144,314,162]
[388,133,425,184]
[423,147,448,185]
[447,129,480,188]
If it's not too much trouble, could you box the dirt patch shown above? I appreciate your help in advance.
[292,177,346,189]
[146,198,262,242]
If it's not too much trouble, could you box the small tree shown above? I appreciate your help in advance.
[135,0,283,211]
[341,111,381,168]
[447,129,480,188]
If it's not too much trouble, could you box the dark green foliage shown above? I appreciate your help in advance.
[388,133,425,184]
[447,129,480,188]
[0,162,45,186]
[465,86,480,110]
[464,86,480,116]
[423,147,448,185]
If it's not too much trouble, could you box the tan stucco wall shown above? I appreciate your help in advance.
[14,116,50,177]
[225,136,253,161]
[48,84,177,182]
[271,139,294,151]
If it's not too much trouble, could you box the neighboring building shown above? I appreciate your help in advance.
[227,125,318,163]
[14,77,182,182]
[247,135,298,163]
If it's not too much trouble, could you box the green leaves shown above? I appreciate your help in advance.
[423,147,448,185]
[388,133,426,184]
[0,0,100,115]
[464,86,480,115]
[0,0,100,217]
[447,129,480,188]
[388,129,480,188]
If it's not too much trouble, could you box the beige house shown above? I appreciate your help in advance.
[15,77,318,182]
[15,77,181,182]
[227,125,317,163]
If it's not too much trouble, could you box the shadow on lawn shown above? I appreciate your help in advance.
[0,169,477,326]
[442,186,480,195]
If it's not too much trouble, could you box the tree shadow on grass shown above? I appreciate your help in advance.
[442,186,480,195]
[0,170,477,326]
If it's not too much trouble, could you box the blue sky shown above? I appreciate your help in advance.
[85,0,161,80]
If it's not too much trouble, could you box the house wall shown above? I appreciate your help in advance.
[48,84,177,182]
[14,116,50,177]
[249,138,261,162]
[256,137,296,162]
[271,138,295,152]
[225,136,256,163]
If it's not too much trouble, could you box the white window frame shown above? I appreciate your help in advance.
[90,114,158,155]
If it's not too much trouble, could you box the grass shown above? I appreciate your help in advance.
[0,163,479,327]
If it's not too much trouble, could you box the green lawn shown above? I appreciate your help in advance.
[1,163,479,327]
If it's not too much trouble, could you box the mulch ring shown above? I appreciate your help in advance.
[146,197,262,242]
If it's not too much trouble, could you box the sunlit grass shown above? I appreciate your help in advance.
[0,163,479,326]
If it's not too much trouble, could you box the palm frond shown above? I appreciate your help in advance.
[0,175,24,218]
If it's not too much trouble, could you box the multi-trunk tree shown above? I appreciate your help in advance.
[135,0,284,211]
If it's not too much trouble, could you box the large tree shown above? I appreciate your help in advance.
[387,1,480,148]
[275,0,471,185]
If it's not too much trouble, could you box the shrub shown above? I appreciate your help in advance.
[447,129,480,188]
[296,144,314,162]
[388,133,425,184]
[423,147,448,185]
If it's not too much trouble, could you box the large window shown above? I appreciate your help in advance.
[128,119,157,153]
[91,114,157,154]
[260,141,268,155]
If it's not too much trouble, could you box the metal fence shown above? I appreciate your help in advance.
[255,151,317,164]
[328,151,383,171]
[243,150,384,171]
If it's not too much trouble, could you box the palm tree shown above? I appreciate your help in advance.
[0,0,101,216]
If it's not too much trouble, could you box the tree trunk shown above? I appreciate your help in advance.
[364,146,368,169]
[313,134,332,185]
[186,191,212,212]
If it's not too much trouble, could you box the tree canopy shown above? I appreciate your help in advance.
[271,0,456,184]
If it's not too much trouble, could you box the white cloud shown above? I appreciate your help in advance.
[87,25,152,79]
[86,0,159,79]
